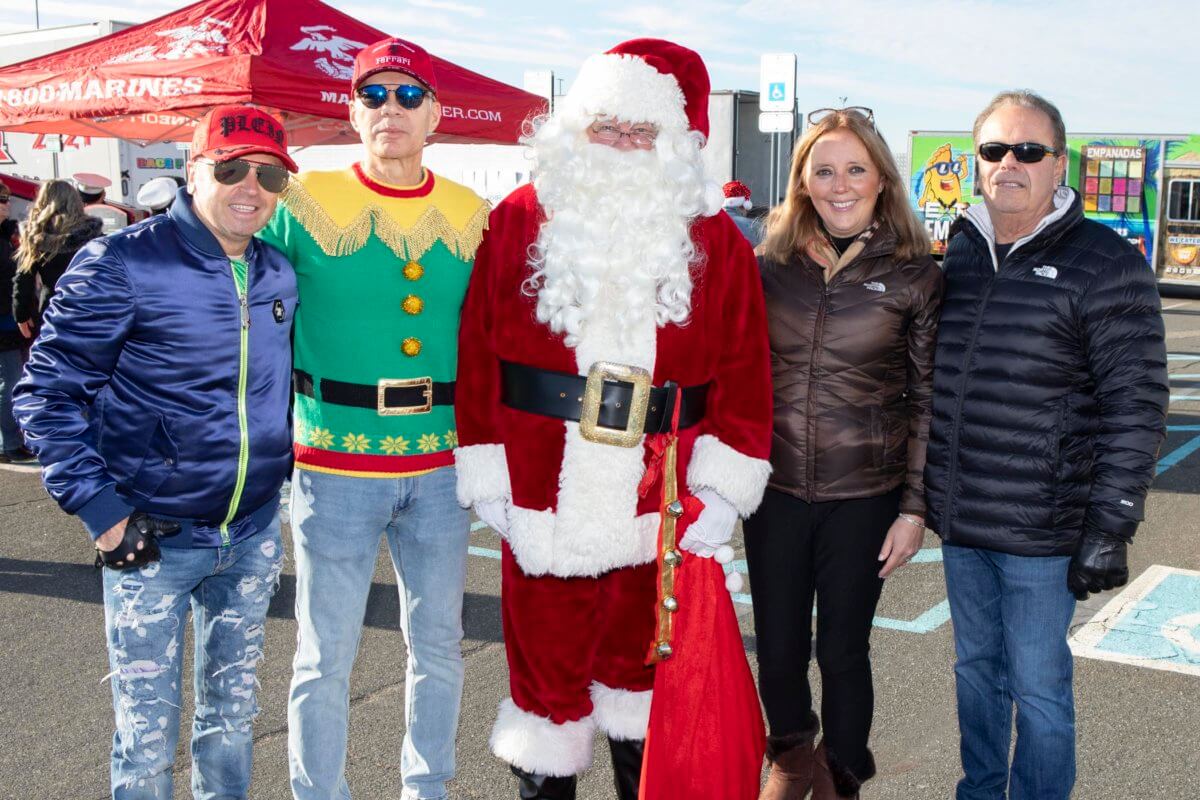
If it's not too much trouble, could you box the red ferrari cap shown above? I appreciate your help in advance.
[190,105,298,173]
[352,37,437,94]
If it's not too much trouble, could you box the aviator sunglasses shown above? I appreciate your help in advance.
[356,83,433,110]
[196,157,290,193]
[977,141,1059,163]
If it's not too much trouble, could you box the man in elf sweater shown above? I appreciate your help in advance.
[258,37,488,800]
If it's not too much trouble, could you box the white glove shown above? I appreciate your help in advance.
[474,497,509,537]
[678,489,738,559]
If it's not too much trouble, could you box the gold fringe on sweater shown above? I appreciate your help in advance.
[280,180,488,262]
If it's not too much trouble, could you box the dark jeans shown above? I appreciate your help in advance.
[744,486,901,779]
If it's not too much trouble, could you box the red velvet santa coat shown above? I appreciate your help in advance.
[455,184,773,579]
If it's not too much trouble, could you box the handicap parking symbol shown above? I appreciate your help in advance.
[768,81,786,102]
[1070,565,1200,675]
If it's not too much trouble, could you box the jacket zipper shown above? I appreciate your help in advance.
[805,281,830,499]
[219,260,251,546]
[942,264,997,535]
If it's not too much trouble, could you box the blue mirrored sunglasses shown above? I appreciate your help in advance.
[356,83,432,110]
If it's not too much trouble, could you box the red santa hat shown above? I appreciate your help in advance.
[559,38,710,140]
[722,180,752,211]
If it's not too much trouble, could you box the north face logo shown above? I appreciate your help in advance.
[1033,266,1058,280]
[864,281,886,293]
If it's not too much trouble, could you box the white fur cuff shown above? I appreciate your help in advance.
[590,682,651,742]
[490,698,595,776]
[506,506,659,578]
[454,444,511,507]
[686,434,772,517]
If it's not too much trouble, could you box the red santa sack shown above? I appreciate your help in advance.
[640,488,765,798]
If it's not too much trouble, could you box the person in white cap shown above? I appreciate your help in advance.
[455,38,772,799]
[136,176,182,215]
[74,172,128,234]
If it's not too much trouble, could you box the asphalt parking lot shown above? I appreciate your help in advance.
[2,297,1199,799]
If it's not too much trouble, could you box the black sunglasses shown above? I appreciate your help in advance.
[196,157,290,193]
[0,197,9,204]
[356,83,433,110]
[977,142,1059,163]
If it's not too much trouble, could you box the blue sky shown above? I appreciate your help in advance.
[2,0,1196,150]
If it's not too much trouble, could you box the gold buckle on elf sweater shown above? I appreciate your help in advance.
[377,377,433,415]
[579,362,651,448]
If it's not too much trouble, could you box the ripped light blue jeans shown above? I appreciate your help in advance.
[102,518,284,800]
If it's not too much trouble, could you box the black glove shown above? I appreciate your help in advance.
[94,512,182,570]
[1066,533,1129,601]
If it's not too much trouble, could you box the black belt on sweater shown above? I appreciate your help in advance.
[292,370,454,416]
[500,360,708,448]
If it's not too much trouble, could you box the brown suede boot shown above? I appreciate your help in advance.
[759,712,820,800]
[811,741,873,800]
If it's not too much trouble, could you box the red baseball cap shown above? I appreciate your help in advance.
[352,37,438,95]
[190,105,298,173]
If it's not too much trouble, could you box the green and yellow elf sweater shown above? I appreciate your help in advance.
[259,163,488,477]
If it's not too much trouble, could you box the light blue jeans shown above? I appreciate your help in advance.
[287,466,470,800]
[943,543,1077,800]
[103,518,284,800]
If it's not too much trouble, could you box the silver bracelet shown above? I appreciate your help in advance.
[899,513,925,530]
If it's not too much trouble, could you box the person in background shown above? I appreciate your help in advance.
[137,176,183,216]
[14,104,298,799]
[75,172,129,235]
[723,179,763,245]
[0,178,32,463]
[748,107,943,800]
[12,179,102,339]
[924,90,1167,800]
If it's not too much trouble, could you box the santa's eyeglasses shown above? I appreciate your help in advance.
[589,121,659,147]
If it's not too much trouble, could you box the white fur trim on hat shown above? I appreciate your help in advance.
[722,197,752,211]
[686,434,772,517]
[560,52,689,133]
[590,683,652,741]
[454,444,511,507]
[490,698,595,776]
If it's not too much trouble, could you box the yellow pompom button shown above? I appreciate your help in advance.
[401,337,422,357]
[402,295,424,315]
[403,261,424,281]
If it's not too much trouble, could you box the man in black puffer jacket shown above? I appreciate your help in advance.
[924,91,1167,800]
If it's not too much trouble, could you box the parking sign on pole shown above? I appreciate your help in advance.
[759,54,796,112]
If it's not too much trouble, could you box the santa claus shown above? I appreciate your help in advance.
[455,39,772,799]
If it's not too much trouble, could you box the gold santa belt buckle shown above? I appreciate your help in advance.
[581,362,652,448]
[497,361,710,447]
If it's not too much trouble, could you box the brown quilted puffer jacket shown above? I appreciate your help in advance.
[758,226,943,515]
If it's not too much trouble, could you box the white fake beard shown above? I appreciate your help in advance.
[526,140,704,348]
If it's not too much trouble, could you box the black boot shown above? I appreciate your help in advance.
[511,764,578,800]
[607,736,645,800]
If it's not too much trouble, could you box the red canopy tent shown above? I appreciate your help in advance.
[0,0,547,147]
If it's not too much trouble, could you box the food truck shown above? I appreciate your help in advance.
[908,131,1200,286]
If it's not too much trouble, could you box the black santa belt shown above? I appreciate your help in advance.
[293,370,454,416]
[500,360,708,448]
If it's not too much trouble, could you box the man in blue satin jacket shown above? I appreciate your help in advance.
[14,105,298,800]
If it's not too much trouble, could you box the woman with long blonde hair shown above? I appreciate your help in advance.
[12,179,101,337]
[747,108,943,800]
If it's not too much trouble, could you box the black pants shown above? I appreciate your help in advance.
[743,486,901,780]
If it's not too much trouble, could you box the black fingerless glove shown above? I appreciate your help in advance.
[95,512,182,570]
